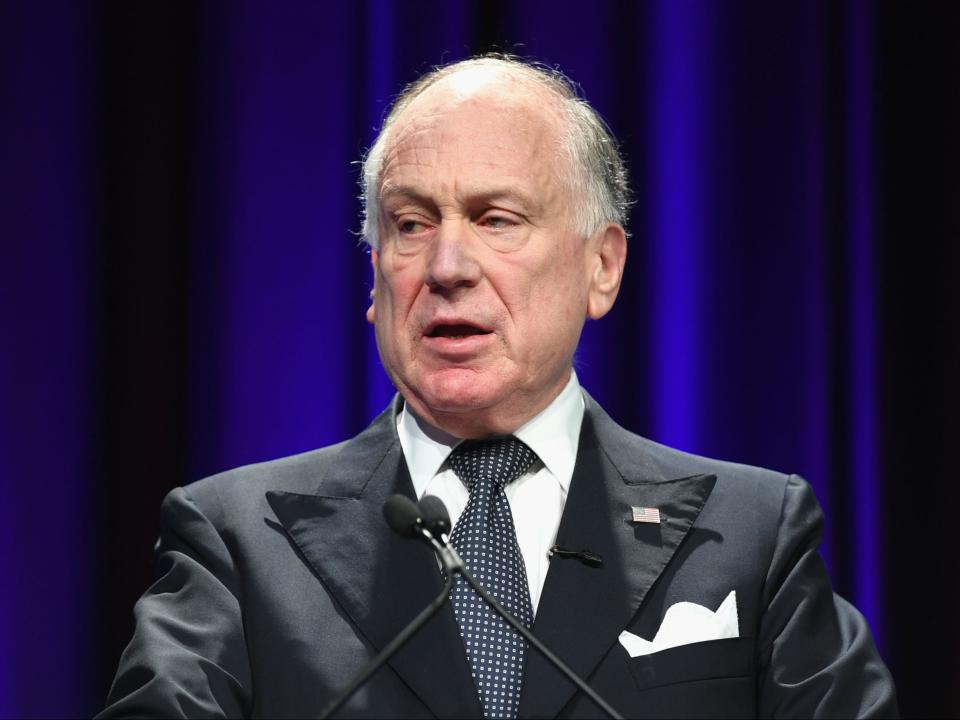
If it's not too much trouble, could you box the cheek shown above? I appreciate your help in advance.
[526,251,588,307]
[500,265,587,345]
[375,258,427,332]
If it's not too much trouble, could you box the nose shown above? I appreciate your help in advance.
[425,218,482,291]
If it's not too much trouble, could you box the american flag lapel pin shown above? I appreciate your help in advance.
[632,506,661,524]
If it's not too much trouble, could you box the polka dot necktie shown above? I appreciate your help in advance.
[447,437,537,720]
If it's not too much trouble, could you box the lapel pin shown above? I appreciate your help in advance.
[632,506,661,524]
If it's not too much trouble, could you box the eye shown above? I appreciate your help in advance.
[397,217,432,235]
[390,213,436,256]
[478,213,520,230]
[481,216,512,229]
[474,210,528,253]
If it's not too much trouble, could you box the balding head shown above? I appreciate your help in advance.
[361,55,631,249]
[363,55,629,437]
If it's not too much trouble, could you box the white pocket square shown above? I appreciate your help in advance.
[618,590,739,658]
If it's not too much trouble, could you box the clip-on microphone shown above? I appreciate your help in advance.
[319,494,623,720]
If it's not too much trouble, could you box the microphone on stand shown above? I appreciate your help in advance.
[418,494,451,538]
[381,493,426,538]
[320,494,623,720]
[415,496,623,720]
[318,495,456,720]
[416,494,462,575]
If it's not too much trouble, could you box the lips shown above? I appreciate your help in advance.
[421,319,495,357]
[427,323,490,339]
[423,319,493,339]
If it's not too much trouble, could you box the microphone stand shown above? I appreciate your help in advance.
[318,568,455,719]
[422,530,624,720]
[321,525,623,720]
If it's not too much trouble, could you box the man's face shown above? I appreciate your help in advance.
[368,76,622,436]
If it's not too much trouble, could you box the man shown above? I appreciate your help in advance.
[101,56,897,718]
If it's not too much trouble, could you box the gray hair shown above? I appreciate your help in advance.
[360,54,631,249]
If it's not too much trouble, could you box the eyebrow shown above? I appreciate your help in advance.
[380,184,542,215]
[379,184,433,207]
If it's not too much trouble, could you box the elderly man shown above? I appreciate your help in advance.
[102,56,896,719]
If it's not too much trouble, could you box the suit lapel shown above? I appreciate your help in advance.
[263,393,715,719]
[519,397,717,719]
[266,401,481,719]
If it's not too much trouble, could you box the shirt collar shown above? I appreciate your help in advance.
[398,371,585,497]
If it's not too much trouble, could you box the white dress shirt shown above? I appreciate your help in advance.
[397,372,585,614]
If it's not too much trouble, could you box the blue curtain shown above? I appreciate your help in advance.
[2,1,957,716]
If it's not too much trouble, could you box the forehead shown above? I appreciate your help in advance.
[379,75,567,199]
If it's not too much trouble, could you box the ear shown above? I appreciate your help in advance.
[586,224,627,320]
[366,249,379,325]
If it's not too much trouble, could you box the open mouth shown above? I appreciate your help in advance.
[425,323,492,340]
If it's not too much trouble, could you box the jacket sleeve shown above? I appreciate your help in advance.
[756,474,898,718]
[98,486,252,719]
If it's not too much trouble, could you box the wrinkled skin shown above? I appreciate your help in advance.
[367,69,627,438]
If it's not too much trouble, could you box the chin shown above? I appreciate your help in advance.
[416,367,509,415]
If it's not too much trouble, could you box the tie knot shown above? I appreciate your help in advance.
[447,436,537,491]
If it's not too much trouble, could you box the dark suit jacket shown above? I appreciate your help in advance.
[101,394,896,718]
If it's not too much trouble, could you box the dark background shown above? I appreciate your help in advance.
[1,1,958,717]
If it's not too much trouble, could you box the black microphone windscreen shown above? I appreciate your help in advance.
[383,495,422,538]
[418,495,451,537]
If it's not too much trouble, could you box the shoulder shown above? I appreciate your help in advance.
[170,399,402,527]
[187,441,347,503]
[157,443,349,544]
[584,393,804,520]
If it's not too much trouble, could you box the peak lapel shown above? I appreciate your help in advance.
[519,402,716,719]
[266,403,481,719]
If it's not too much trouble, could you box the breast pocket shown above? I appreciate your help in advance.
[626,636,753,691]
